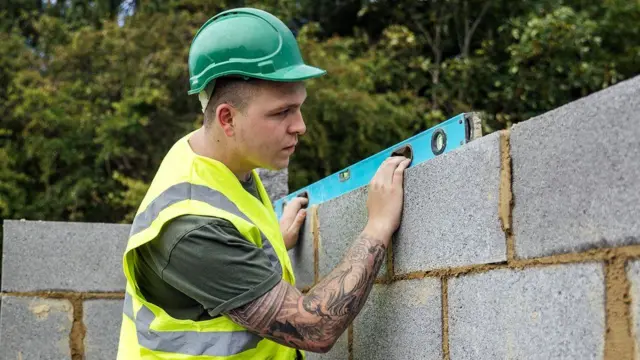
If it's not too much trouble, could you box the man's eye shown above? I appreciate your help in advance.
[276,108,290,116]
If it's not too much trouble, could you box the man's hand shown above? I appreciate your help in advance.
[279,196,308,250]
[364,156,412,243]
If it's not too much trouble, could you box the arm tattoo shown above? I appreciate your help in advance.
[227,233,386,353]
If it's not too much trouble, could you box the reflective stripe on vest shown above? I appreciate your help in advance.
[130,182,281,275]
[123,294,262,356]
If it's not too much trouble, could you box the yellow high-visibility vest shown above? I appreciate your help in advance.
[116,131,301,360]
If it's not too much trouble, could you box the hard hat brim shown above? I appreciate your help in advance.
[188,64,327,95]
[263,63,327,82]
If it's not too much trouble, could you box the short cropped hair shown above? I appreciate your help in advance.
[204,77,261,126]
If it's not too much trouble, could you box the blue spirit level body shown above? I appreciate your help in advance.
[274,112,482,218]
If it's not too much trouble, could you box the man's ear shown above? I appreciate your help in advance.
[216,103,236,137]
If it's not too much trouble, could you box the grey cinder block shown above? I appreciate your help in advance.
[305,331,348,360]
[353,277,442,360]
[0,296,73,360]
[288,206,317,290]
[449,263,606,359]
[83,299,124,360]
[317,186,389,280]
[626,259,640,360]
[256,167,288,204]
[394,131,506,273]
[2,220,129,292]
[511,75,640,259]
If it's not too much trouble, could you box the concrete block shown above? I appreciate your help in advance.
[0,296,73,360]
[353,277,442,360]
[449,263,606,359]
[317,186,389,280]
[2,220,129,292]
[256,168,288,204]
[626,259,640,359]
[512,76,640,259]
[83,299,124,360]
[394,131,506,273]
[306,331,348,360]
[288,206,317,290]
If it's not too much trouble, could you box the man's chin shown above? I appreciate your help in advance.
[271,161,289,171]
[259,158,289,171]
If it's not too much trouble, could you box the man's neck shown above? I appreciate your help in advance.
[189,127,252,182]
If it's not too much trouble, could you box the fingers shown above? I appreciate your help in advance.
[393,158,412,185]
[373,156,409,185]
[284,209,307,237]
[291,196,309,208]
[291,209,307,230]
[281,196,308,223]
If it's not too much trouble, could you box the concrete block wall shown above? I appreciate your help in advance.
[0,169,287,360]
[1,75,639,359]
[291,75,640,359]
[0,169,288,360]
[256,167,289,204]
[1,221,128,360]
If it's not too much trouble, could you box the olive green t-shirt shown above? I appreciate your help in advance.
[134,174,282,321]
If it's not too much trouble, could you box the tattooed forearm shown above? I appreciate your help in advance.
[227,232,387,353]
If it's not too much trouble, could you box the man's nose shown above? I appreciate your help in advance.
[290,111,306,136]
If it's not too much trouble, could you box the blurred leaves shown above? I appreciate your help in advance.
[0,0,638,223]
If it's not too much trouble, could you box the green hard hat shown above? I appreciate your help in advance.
[187,7,327,95]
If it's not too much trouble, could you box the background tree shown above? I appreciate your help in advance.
[0,0,638,224]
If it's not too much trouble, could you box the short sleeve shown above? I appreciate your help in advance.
[160,218,282,318]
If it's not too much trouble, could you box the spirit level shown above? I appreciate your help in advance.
[274,112,483,218]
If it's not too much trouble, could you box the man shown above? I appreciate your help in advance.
[117,7,411,360]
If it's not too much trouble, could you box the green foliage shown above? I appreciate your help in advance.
[503,7,614,114]
[0,0,638,223]
[0,7,204,222]
[290,25,429,189]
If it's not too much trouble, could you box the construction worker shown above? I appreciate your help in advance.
[117,7,411,360]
